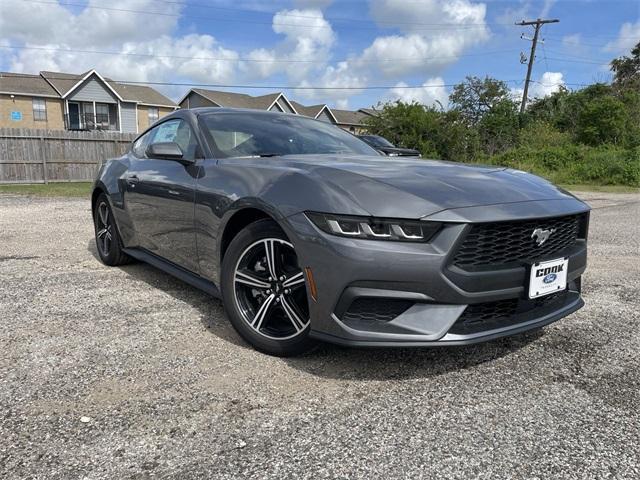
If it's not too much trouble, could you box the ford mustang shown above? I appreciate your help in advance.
[92,108,590,356]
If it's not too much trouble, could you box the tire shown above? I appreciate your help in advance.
[93,193,132,266]
[221,219,317,356]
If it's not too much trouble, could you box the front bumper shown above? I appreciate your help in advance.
[283,200,589,347]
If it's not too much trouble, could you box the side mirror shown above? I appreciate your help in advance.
[146,142,188,162]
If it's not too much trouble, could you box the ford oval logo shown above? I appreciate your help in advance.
[543,273,557,284]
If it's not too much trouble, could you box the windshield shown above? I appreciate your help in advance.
[200,112,378,158]
[361,135,395,148]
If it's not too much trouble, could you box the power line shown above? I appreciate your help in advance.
[545,57,611,65]
[0,44,520,65]
[24,75,584,91]
[10,75,521,90]
[21,0,499,32]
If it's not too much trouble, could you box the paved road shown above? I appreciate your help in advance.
[1,192,639,479]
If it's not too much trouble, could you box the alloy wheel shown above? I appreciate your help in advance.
[96,201,113,257]
[233,238,310,340]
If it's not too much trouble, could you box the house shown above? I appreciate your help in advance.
[289,101,337,124]
[0,69,177,133]
[179,89,298,114]
[179,87,373,132]
[331,108,377,133]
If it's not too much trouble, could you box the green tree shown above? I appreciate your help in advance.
[576,95,628,146]
[449,76,512,125]
[364,101,442,157]
[477,99,520,155]
[611,41,640,90]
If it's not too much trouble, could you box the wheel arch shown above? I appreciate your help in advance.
[219,207,279,264]
[91,184,106,212]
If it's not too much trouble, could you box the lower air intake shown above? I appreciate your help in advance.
[342,298,414,324]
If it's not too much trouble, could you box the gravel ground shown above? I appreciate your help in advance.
[0,191,639,479]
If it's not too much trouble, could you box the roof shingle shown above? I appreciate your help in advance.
[331,108,369,126]
[0,72,59,97]
[190,89,282,110]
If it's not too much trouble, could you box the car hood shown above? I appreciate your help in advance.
[288,155,575,218]
[223,154,585,219]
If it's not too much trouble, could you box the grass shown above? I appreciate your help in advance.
[559,184,640,194]
[0,182,92,197]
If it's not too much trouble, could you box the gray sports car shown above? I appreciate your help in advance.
[92,108,590,356]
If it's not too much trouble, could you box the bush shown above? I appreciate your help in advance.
[485,144,640,187]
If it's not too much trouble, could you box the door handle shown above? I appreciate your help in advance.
[126,174,139,186]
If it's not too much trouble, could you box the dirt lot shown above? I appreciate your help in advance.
[1,191,639,479]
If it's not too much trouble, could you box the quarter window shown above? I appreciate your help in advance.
[148,107,159,124]
[32,98,47,121]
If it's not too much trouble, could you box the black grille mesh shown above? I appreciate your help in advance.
[342,298,413,324]
[452,214,583,270]
[450,291,569,335]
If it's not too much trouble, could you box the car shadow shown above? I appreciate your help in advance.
[87,241,544,380]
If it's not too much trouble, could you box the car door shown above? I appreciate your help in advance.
[125,118,201,273]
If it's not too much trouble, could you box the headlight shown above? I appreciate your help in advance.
[305,212,441,242]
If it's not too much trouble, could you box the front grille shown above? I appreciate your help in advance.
[342,298,414,324]
[449,291,569,335]
[452,214,584,270]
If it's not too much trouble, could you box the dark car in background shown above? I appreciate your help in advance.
[92,108,589,356]
[358,134,421,157]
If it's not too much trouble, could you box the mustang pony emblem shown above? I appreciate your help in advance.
[531,228,556,246]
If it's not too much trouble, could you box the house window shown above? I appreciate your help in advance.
[95,103,110,128]
[32,98,47,121]
[148,107,159,124]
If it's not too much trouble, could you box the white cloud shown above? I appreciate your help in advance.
[534,71,565,97]
[305,0,490,106]
[562,33,582,48]
[605,20,640,53]
[0,0,244,99]
[511,71,565,102]
[388,77,449,108]
[0,0,181,48]
[242,9,336,82]
[539,0,556,18]
[496,1,530,25]
[0,0,493,108]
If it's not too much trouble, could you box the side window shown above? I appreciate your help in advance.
[148,119,199,160]
[132,131,152,158]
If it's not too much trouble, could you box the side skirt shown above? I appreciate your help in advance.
[123,248,221,298]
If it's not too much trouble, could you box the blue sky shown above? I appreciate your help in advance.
[1,0,638,109]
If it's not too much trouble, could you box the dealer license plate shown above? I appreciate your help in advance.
[529,257,568,299]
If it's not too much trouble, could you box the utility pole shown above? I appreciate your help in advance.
[516,18,559,114]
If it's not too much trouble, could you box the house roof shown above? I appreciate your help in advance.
[0,72,59,97]
[331,108,370,126]
[2,70,176,107]
[186,89,294,112]
[359,108,380,117]
[108,82,176,107]
[189,89,263,109]
[290,101,325,117]
[40,70,91,96]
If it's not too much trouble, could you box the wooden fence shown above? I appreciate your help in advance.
[0,128,136,184]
